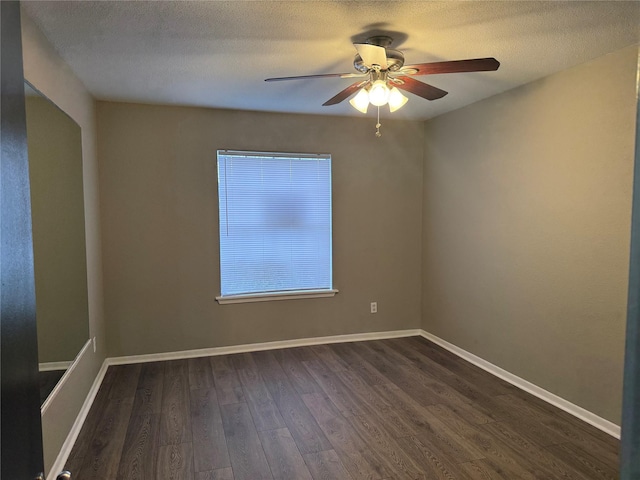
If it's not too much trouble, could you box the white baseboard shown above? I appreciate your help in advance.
[107,328,422,366]
[47,359,110,480]
[419,329,621,439]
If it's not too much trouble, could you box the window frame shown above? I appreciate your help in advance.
[215,149,337,304]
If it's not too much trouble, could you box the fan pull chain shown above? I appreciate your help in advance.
[375,106,382,137]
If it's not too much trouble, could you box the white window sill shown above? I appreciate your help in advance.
[216,289,338,305]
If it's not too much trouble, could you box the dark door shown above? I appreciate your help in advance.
[1,1,46,479]
[621,79,640,478]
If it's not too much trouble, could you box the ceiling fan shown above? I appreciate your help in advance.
[265,35,500,134]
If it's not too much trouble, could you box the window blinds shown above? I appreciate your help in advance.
[217,150,333,297]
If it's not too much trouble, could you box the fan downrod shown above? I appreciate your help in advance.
[366,35,394,47]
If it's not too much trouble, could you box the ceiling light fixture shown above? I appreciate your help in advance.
[349,82,408,113]
[388,87,408,112]
[368,80,390,106]
[349,88,369,114]
[266,35,501,137]
[348,81,409,137]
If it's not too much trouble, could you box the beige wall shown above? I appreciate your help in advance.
[422,45,638,423]
[21,10,106,474]
[97,104,424,357]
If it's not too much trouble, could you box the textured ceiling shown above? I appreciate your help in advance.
[22,1,640,120]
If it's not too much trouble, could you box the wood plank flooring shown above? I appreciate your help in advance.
[39,369,65,404]
[65,336,619,479]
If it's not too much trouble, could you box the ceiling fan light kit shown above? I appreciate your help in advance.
[265,35,500,136]
[349,88,370,113]
[388,87,409,112]
[368,79,390,106]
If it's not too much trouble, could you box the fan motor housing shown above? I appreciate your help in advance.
[354,48,405,73]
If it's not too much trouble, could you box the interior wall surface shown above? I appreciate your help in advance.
[421,45,639,424]
[97,103,424,357]
[21,10,106,473]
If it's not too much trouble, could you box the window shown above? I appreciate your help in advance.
[216,150,335,303]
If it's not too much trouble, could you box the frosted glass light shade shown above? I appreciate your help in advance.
[349,88,369,113]
[388,87,408,112]
[369,80,389,106]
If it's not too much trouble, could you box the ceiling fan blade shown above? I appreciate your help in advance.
[323,80,369,106]
[265,72,366,82]
[354,43,388,70]
[403,58,500,75]
[394,76,448,101]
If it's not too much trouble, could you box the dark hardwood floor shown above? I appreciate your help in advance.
[65,336,619,479]
[39,369,65,405]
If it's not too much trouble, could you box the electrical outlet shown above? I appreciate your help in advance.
[370,302,377,314]
[92,337,97,353]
